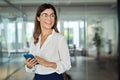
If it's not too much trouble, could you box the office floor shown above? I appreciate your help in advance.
[0,53,118,80]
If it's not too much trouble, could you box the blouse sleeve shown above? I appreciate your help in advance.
[25,38,36,73]
[55,36,71,74]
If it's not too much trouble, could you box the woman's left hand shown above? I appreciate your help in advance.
[35,56,49,67]
[35,56,57,68]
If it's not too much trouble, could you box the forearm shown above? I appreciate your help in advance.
[46,62,57,69]
[35,56,57,69]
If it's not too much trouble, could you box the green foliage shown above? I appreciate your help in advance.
[93,32,101,47]
[93,27,103,48]
[64,29,73,40]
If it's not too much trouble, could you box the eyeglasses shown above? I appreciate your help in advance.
[41,13,55,19]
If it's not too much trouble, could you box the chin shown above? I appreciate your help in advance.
[45,25,53,29]
[45,27,52,30]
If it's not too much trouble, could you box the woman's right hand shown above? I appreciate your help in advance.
[25,58,37,69]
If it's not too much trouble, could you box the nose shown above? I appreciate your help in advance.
[47,15,52,20]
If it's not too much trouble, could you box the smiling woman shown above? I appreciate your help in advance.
[37,8,55,32]
[0,0,118,80]
[24,3,71,80]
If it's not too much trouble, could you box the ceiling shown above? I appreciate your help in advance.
[0,0,117,20]
[0,0,117,8]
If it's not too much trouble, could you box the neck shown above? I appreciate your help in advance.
[41,29,52,36]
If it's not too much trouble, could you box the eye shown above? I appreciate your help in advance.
[41,13,48,17]
[51,14,55,18]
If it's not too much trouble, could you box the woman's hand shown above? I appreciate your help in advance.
[35,56,57,69]
[35,56,49,67]
[25,58,37,69]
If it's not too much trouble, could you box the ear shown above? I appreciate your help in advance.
[37,17,40,21]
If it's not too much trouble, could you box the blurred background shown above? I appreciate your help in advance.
[0,0,118,80]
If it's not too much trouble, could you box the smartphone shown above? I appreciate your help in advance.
[23,53,34,59]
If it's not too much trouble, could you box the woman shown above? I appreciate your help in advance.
[25,3,71,80]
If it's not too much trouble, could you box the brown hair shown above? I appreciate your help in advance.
[33,3,59,44]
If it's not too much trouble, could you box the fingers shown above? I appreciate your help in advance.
[34,56,41,60]
[25,58,37,69]
[34,56,44,63]
[34,56,49,67]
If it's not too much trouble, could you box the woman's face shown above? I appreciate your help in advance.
[37,9,55,30]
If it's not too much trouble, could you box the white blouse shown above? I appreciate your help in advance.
[25,30,71,74]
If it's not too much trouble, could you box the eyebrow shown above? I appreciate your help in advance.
[41,12,55,15]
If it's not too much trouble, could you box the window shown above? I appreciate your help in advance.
[26,22,34,42]
[63,20,85,49]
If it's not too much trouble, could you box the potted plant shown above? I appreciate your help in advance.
[93,27,103,60]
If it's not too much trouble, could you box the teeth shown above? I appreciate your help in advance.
[45,22,51,25]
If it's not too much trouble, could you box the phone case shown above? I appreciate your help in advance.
[23,53,34,59]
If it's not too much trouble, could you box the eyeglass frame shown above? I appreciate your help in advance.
[40,13,55,19]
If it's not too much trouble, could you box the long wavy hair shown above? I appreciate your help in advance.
[33,3,59,44]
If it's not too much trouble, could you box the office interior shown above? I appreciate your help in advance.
[0,0,118,80]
